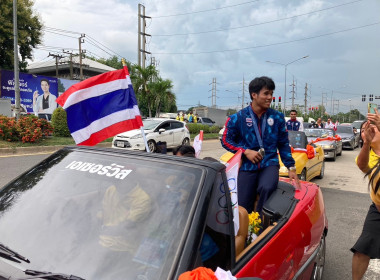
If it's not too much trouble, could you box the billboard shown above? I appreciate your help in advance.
[0,70,58,115]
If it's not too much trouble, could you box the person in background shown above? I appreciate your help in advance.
[352,113,380,280]
[313,118,324,128]
[176,113,180,121]
[286,110,303,131]
[194,113,198,123]
[173,145,195,157]
[221,76,300,215]
[187,111,194,123]
[325,118,335,129]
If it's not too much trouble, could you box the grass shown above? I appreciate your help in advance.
[0,133,218,149]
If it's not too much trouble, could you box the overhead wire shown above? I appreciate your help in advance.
[152,0,260,18]
[151,21,380,55]
[151,0,364,37]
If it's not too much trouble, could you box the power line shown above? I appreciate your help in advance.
[86,36,123,58]
[44,29,78,39]
[152,21,380,55]
[152,0,364,36]
[152,0,260,18]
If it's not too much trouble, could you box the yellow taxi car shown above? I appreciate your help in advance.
[279,131,325,181]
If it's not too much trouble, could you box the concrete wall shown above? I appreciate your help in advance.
[193,107,228,127]
[0,99,12,117]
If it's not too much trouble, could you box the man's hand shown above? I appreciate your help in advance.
[288,170,301,191]
[244,149,263,164]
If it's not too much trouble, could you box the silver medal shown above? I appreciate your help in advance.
[258,148,265,157]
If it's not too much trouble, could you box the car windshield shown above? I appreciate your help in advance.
[202,118,213,123]
[288,131,307,149]
[336,126,353,134]
[142,119,163,130]
[352,121,364,129]
[304,129,334,138]
[0,150,202,280]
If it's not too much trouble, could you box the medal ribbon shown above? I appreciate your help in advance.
[248,106,267,149]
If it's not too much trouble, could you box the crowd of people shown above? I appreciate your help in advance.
[176,111,199,123]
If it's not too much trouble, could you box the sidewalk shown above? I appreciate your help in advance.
[0,142,112,156]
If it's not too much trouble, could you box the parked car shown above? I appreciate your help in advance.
[336,125,359,149]
[0,147,327,280]
[304,128,343,161]
[279,131,325,181]
[352,120,365,133]
[112,118,190,152]
[197,116,215,126]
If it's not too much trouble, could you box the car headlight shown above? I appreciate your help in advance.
[130,134,143,139]
[322,145,334,149]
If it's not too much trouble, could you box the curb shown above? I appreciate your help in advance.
[0,142,112,156]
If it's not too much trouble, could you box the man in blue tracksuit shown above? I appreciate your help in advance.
[286,110,303,131]
[221,76,300,214]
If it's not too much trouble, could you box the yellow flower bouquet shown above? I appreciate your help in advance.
[247,211,262,245]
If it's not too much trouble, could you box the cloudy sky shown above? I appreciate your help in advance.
[31,0,380,116]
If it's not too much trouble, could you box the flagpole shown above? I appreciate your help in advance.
[121,58,150,152]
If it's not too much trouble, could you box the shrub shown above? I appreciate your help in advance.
[51,108,71,137]
[0,115,53,143]
[0,116,19,142]
[17,115,53,143]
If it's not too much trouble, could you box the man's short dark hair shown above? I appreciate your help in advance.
[290,109,297,114]
[173,145,195,157]
[248,76,275,99]
[40,78,50,85]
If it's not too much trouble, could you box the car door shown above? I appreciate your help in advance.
[155,121,174,146]
[170,121,186,146]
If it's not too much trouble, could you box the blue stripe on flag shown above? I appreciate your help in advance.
[66,86,138,133]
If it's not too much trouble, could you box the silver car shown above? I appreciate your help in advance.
[304,128,343,161]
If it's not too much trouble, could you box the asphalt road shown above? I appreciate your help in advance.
[0,142,379,279]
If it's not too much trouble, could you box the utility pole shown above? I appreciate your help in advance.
[290,76,296,109]
[13,0,20,119]
[48,53,64,77]
[78,34,86,80]
[63,50,74,80]
[138,4,151,68]
[241,75,248,109]
[321,92,328,117]
[209,78,218,108]
[304,83,308,115]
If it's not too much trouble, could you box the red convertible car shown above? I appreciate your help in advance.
[0,147,327,280]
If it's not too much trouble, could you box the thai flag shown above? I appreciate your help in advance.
[56,66,143,146]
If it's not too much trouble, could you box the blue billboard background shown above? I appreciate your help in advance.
[0,70,58,114]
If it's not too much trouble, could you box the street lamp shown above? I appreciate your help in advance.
[266,55,309,114]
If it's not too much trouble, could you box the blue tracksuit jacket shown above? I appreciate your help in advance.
[221,106,295,171]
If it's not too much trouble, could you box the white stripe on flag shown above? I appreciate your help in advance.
[71,105,141,144]
[63,77,131,109]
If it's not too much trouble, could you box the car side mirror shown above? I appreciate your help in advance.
[159,128,165,133]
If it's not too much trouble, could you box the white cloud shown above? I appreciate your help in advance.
[31,0,380,115]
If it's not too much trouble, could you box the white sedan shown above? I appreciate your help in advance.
[112,118,190,152]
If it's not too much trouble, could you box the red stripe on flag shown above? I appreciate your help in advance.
[77,116,143,146]
[56,66,129,107]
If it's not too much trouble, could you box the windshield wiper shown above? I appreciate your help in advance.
[0,242,30,263]
[17,269,85,280]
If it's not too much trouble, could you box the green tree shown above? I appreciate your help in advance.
[151,78,175,117]
[132,65,159,117]
[0,0,43,71]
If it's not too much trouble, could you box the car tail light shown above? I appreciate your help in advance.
[185,125,189,132]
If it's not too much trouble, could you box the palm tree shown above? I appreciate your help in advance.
[132,65,159,117]
[150,78,175,117]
